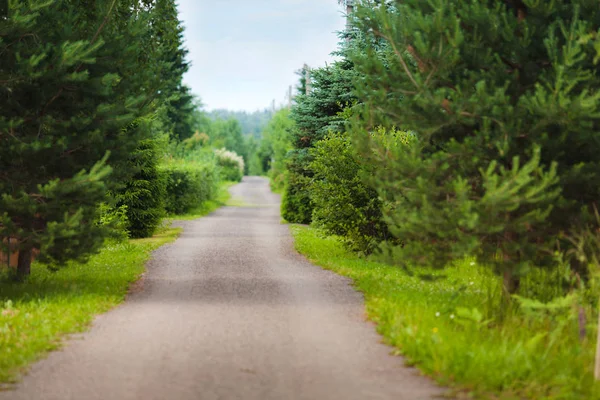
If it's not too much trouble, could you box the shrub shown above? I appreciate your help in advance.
[161,161,218,215]
[281,149,313,224]
[96,203,130,242]
[214,148,244,182]
[310,132,389,252]
[115,139,166,238]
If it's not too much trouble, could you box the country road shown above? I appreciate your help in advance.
[1,177,442,400]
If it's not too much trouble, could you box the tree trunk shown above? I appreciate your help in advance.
[502,268,521,299]
[16,248,32,280]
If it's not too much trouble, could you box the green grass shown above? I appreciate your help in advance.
[291,225,600,400]
[169,181,236,220]
[0,227,181,385]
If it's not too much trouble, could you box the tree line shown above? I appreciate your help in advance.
[261,0,600,301]
[0,0,246,280]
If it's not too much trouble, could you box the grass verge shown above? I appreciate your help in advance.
[170,181,236,220]
[0,227,181,385]
[291,225,600,400]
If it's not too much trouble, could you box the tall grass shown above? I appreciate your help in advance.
[292,225,600,399]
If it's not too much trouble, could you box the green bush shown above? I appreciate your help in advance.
[310,132,389,252]
[281,149,313,224]
[115,139,166,238]
[281,173,313,224]
[96,203,130,242]
[161,161,218,215]
[214,148,244,182]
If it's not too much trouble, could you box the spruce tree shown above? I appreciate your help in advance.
[114,133,166,239]
[282,61,356,223]
[0,0,162,278]
[350,0,600,294]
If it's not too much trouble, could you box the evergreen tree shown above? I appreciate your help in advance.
[350,0,600,294]
[0,0,164,278]
[151,0,196,141]
[111,0,197,239]
[115,133,166,239]
[282,61,356,223]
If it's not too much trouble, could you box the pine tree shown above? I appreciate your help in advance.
[151,0,196,142]
[350,0,600,294]
[0,0,163,278]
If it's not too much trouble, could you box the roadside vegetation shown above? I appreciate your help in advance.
[293,226,600,399]
[0,0,254,384]
[170,181,236,221]
[256,1,600,398]
[0,227,180,384]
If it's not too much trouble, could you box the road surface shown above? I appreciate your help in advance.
[1,177,442,400]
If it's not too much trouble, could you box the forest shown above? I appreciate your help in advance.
[2,1,600,399]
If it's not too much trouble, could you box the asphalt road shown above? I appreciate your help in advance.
[1,177,443,400]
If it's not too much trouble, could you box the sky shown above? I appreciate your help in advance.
[176,0,347,112]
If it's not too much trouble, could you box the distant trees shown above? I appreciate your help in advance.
[208,118,250,173]
[256,109,294,191]
[207,109,274,139]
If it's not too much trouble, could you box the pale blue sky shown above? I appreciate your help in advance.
[176,0,346,112]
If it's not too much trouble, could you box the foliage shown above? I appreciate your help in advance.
[96,203,130,243]
[310,132,389,253]
[257,109,294,191]
[246,136,264,176]
[281,61,356,223]
[349,0,600,294]
[114,136,166,239]
[181,131,210,153]
[280,149,313,224]
[209,118,250,174]
[290,61,355,148]
[0,0,191,277]
[151,0,196,141]
[161,161,218,215]
[292,225,600,399]
[0,227,180,384]
[207,109,274,139]
[214,148,244,182]
[169,181,235,221]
